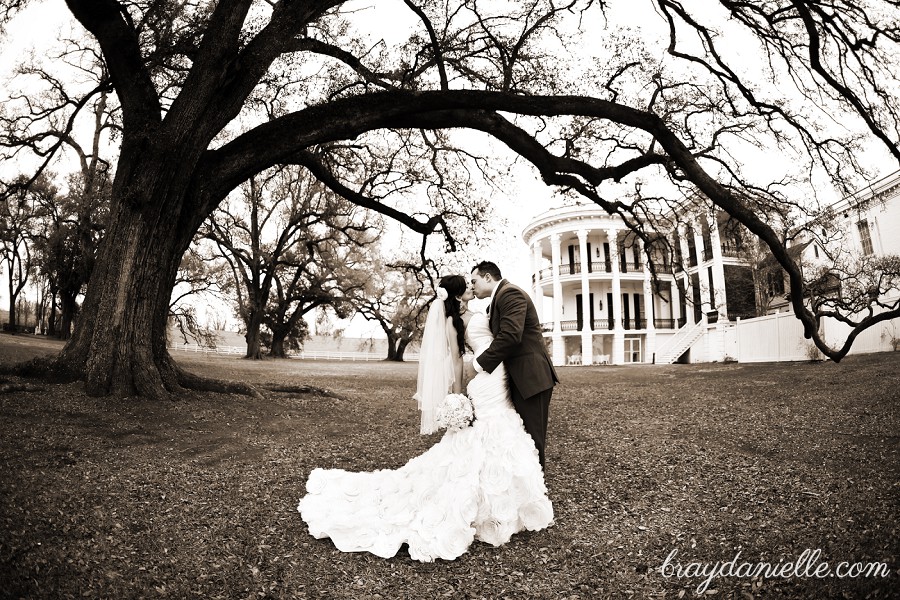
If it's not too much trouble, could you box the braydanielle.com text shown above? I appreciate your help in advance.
[659,548,892,594]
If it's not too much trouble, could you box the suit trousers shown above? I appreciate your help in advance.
[509,381,553,470]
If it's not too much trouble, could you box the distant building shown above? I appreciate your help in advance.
[522,170,900,365]
[766,170,900,314]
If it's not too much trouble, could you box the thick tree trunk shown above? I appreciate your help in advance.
[6,281,15,331]
[268,327,288,358]
[395,338,410,362]
[55,195,186,397]
[244,320,263,360]
[58,291,78,340]
[47,293,58,337]
[385,334,399,361]
[50,158,258,399]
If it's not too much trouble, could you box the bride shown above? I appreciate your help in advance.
[297,274,553,562]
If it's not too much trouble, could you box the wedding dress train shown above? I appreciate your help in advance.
[297,312,553,562]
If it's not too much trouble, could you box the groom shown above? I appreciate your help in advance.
[467,261,559,469]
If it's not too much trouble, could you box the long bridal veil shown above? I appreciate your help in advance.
[413,291,455,434]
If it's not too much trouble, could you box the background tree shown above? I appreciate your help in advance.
[31,168,110,338]
[1,175,50,330]
[169,245,228,348]
[262,240,369,358]
[1,0,898,397]
[2,43,116,338]
[348,259,434,362]
[204,164,378,359]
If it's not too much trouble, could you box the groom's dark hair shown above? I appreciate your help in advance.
[472,261,502,281]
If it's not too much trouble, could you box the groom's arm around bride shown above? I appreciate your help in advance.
[468,261,559,469]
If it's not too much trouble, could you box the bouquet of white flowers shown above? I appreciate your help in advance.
[435,393,475,431]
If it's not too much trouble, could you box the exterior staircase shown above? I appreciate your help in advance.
[653,316,707,364]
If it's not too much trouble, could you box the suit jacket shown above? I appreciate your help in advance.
[477,280,559,399]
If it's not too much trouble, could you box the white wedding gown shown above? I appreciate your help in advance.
[297,312,554,562]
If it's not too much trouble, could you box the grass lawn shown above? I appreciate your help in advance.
[0,334,898,599]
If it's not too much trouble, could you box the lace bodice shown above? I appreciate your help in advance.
[465,312,493,355]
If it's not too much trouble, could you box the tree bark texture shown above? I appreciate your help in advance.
[268,335,287,359]
[56,193,187,397]
[244,309,264,360]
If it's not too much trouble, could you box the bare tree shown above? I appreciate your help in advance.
[0,0,898,397]
[168,245,229,348]
[348,259,434,362]
[262,240,370,358]
[2,44,115,338]
[205,165,378,359]
[1,176,50,331]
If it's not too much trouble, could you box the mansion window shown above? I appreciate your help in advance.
[857,220,874,255]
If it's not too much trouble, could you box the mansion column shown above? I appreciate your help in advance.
[607,228,625,365]
[677,224,695,326]
[577,229,593,364]
[705,211,727,360]
[671,276,683,326]
[550,233,564,366]
[692,216,712,316]
[706,210,728,322]
[640,239,656,363]
[532,241,544,322]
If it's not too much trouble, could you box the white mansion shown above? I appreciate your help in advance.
[522,171,900,366]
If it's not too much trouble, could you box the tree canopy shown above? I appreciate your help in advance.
[1,0,899,397]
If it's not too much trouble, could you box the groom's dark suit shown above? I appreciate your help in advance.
[476,280,559,468]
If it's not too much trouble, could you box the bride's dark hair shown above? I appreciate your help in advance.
[439,275,467,356]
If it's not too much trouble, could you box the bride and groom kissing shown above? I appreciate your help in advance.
[298,261,559,562]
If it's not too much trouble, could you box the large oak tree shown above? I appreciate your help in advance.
[2,0,899,397]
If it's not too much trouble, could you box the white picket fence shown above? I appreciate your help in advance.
[169,343,419,362]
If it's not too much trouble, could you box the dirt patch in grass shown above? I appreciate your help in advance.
[0,336,898,599]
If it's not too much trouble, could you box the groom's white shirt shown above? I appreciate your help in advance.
[471,278,505,374]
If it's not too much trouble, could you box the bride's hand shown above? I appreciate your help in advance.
[463,359,476,384]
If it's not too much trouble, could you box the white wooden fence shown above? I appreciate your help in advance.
[169,343,419,362]
[727,297,899,362]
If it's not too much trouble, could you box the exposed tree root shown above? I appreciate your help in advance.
[264,384,343,399]
[3,354,261,399]
[5,356,81,383]
[175,367,263,398]
[153,355,262,398]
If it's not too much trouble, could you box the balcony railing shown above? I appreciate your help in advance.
[621,318,647,330]
[560,320,579,331]
[540,318,680,331]
[721,244,744,258]
[532,260,675,282]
